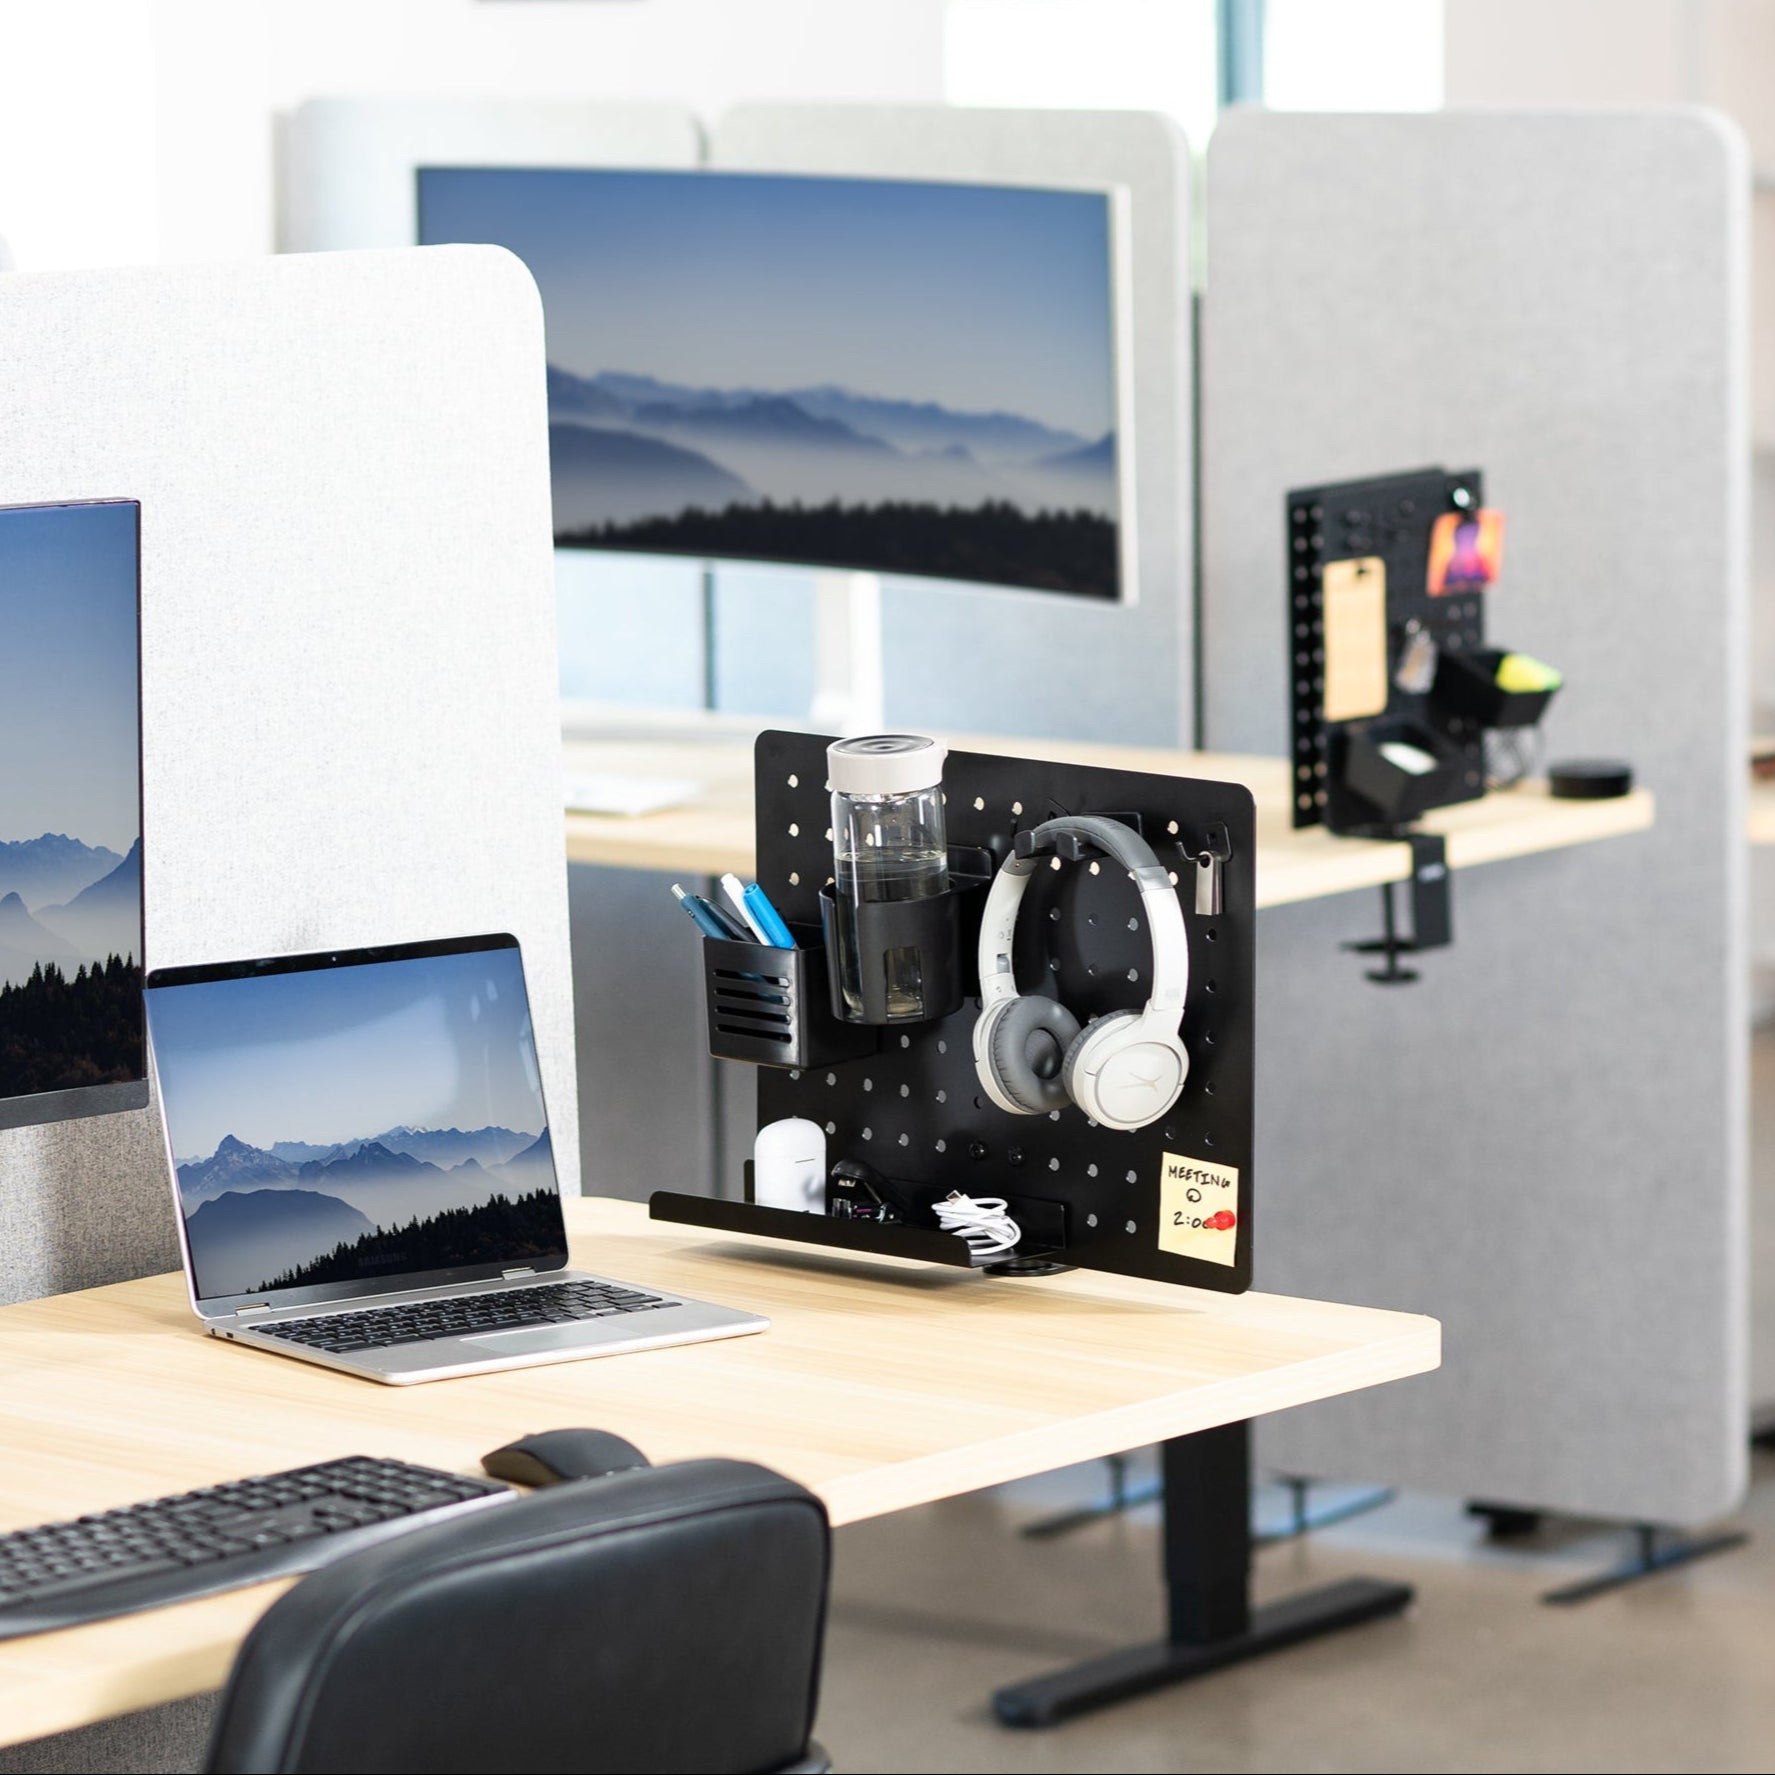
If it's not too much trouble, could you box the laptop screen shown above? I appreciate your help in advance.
[145,936,567,1305]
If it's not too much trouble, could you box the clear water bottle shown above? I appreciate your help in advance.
[828,734,948,1023]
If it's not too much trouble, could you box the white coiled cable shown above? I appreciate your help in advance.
[934,1191,1022,1266]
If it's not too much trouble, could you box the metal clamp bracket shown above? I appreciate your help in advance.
[1342,831,1452,985]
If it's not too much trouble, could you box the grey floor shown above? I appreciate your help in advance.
[804,1023,1775,1775]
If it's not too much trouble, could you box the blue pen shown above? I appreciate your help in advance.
[743,882,795,949]
[671,883,748,941]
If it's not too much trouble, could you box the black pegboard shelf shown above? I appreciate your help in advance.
[648,1190,979,1268]
[652,731,1258,1295]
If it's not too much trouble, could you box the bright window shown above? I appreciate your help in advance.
[945,0,1219,145]
[1264,0,1444,112]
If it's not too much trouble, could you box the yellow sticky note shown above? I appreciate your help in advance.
[1321,556,1388,723]
[1158,1152,1240,1266]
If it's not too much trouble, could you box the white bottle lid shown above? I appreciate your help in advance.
[827,733,947,797]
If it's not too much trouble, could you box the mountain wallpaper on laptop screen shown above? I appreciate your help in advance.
[0,501,144,1099]
[417,168,1122,597]
[176,1129,559,1297]
[146,946,566,1300]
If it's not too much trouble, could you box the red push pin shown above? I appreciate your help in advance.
[1206,1210,1237,1231]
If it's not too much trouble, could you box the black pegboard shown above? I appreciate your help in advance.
[1289,466,1489,831]
[653,731,1257,1293]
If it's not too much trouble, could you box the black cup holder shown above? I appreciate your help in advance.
[701,923,877,1069]
[819,885,964,1026]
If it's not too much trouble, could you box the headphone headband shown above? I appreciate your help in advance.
[979,816,1189,1018]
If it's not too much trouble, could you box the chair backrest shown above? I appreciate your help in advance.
[205,1459,830,1775]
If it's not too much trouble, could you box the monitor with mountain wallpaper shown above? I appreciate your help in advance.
[416,165,1133,600]
[145,937,565,1306]
[0,499,146,1131]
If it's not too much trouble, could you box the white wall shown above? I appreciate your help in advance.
[1444,0,1705,107]
[0,0,947,271]
[1447,0,1775,446]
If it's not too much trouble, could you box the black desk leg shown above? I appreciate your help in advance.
[993,1422,1414,1729]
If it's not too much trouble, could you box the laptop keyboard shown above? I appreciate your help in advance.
[261,1279,674,1355]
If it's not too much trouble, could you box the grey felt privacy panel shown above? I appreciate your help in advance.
[1202,110,1748,1524]
[0,247,575,1305]
[713,104,1194,746]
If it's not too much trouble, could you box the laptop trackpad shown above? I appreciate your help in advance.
[462,1324,619,1354]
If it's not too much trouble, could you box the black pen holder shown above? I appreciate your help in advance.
[702,923,877,1069]
[1431,646,1560,730]
[1337,721,1470,826]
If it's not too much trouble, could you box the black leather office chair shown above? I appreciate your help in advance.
[204,1459,831,1775]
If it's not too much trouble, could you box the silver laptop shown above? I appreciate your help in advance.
[145,933,766,1384]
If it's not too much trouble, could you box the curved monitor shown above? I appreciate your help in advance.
[417,165,1134,602]
[0,499,145,1130]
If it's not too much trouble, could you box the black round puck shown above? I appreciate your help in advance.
[1548,759,1633,800]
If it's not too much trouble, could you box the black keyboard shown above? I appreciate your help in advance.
[261,1279,673,1355]
[0,1456,511,1641]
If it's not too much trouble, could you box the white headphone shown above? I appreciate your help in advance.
[971,815,1189,1133]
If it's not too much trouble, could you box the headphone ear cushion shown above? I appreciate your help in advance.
[1061,1010,1142,1103]
[987,994,1083,1114]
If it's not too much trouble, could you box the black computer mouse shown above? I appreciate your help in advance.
[481,1428,651,1488]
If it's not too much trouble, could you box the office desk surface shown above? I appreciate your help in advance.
[563,726,1654,908]
[0,1196,1438,1749]
[1750,778,1775,845]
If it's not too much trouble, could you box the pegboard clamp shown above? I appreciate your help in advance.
[1342,831,1452,985]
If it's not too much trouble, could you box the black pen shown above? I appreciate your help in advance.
[671,883,750,940]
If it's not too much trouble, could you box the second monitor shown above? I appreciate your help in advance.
[0,498,145,1131]
[417,165,1134,602]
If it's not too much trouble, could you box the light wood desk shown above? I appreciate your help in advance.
[563,721,1655,906]
[0,1196,1438,1749]
[1750,778,1775,845]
